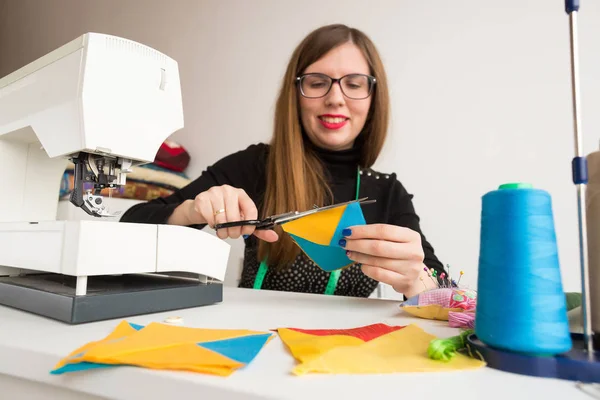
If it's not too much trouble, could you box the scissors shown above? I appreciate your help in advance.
[214,197,376,230]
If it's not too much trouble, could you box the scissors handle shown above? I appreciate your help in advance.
[214,219,273,230]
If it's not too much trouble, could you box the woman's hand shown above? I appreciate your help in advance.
[340,224,436,297]
[171,185,279,242]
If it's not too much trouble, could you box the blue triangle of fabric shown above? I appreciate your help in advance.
[289,233,352,272]
[129,322,144,330]
[197,333,272,364]
[51,362,116,374]
[329,201,366,246]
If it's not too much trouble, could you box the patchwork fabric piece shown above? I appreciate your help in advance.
[276,323,485,375]
[448,311,476,329]
[281,202,366,272]
[400,288,477,321]
[51,321,273,377]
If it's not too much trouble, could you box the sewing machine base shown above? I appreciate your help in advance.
[466,333,600,383]
[0,273,223,324]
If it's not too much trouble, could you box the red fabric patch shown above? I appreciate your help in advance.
[287,323,405,342]
[154,141,190,172]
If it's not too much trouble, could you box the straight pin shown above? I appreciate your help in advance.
[424,267,438,287]
[432,270,441,288]
[457,271,464,286]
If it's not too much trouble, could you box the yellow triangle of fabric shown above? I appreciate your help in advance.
[81,323,265,359]
[289,324,486,375]
[54,321,138,368]
[281,204,347,246]
[401,305,464,320]
[53,321,272,377]
[90,342,243,376]
[276,329,364,363]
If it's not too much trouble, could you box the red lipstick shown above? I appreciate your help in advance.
[318,114,349,130]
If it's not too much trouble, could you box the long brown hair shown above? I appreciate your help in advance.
[258,24,390,267]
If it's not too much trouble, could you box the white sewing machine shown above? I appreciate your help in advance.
[0,33,229,323]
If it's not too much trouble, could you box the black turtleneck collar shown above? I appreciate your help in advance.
[305,139,361,182]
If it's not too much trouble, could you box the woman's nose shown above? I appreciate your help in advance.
[325,82,345,106]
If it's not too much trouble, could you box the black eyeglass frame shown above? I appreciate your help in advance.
[295,73,377,100]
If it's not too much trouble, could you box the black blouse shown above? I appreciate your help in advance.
[120,142,445,297]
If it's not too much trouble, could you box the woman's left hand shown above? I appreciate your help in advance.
[340,224,434,297]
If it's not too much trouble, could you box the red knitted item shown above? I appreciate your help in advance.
[154,140,190,172]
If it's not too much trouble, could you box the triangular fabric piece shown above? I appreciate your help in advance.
[281,202,367,272]
[51,361,115,374]
[52,320,141,373]
[278,324,486,375]
[401,305,464,320]
[51,321,273,377]
[51,321,144,374]
[104,341,244,372]
[128,322,145,331]
[91,322,264,352]
[198,333,272,364]
[328,202,366,246]
[286,323,404,342]
[288,233,352,272]
[281,204,347,246]
[276,329,364,364]
[275,324,407,366]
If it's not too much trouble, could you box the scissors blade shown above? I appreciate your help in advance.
[272,197,375,225]
[214,211,300,230]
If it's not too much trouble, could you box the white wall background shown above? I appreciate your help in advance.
[1,0,599,294]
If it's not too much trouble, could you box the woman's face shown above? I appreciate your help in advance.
[298,42,372,151]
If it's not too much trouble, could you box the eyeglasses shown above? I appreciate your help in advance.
[296,73,376,100]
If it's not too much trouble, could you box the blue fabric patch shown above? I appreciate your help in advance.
[289,233,353,272]
[197,333,272,364]
[329,202,366,247]
[129,322,144,330]
[51,362,116,375]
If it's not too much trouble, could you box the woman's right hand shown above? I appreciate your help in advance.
[184,185,278,242]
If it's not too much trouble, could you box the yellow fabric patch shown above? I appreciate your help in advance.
[94,342,243,374]
[54,321,139,368]
[281,204,347,246]
[401,305,465,320]
[278,324,485,375]
[52,321,273,377]
[277,329,364,363]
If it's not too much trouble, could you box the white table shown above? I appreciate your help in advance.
[0,287,593,400]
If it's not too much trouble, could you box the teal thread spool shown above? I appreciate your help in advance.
[475,183,572,355]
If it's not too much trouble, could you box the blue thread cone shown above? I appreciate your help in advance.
[475,184,572,355]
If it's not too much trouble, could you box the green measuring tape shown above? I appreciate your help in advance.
[253,166,361,295]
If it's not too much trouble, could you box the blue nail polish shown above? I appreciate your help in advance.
[342,228,352,237]
[339,239,346,247]
[243,234,249,239]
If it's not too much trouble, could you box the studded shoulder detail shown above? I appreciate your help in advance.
[359,167,392,181]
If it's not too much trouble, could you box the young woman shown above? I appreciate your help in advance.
[120,24,445,298]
